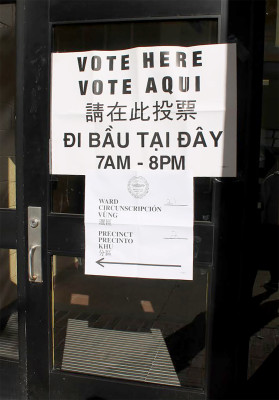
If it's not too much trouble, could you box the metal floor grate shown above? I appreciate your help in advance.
[62,318,180,386]
[0,312,19,360]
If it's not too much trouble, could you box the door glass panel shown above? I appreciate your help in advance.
[0,3,18,364]
[51,19,218,220]
[248,0,279,383]
[53,255,207,388]
[0,249,18,361]
[0,4,16,209]
[51,19,217,389]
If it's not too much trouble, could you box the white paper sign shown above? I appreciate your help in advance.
[85,171,193,280]
[51,44,237,177]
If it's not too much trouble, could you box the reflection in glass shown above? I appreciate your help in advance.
[52,256,207,388]
[0,249,18,361]
[0,4,16,209]
[51,19,217,216]
[248,0,279,382]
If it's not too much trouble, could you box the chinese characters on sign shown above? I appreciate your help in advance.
[85,100,197,123]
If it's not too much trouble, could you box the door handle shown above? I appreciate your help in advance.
[28,244,39,281]
[28,207,43,283]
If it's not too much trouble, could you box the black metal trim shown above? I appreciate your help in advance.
[16,0,51,399]
[48,214,84,256]
[15,0,28,398]
[50,14,220,28]
[50,0,221,23]
[48,214,214,266]
[50,369,205,400]
[205,1,266,399]
[0,0,15,4]
[0,359,20,399]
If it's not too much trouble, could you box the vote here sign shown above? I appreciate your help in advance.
[50,44,237,177]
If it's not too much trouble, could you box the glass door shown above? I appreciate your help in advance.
[51,17,218,390]
[15,1,265,399]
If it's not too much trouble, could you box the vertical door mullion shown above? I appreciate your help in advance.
[16,0,51,398]
[206,1,265,399]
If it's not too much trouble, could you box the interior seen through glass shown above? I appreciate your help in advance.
[52,19,218,389]
[0,4,18,363]
[53,256,208,388]
[0,248,18,361]
[0,3,16,209]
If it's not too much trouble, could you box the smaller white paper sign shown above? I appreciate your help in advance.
[85,170,194,280]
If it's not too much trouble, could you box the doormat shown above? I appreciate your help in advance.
[62,318,180,386]
[0,312,19,360]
